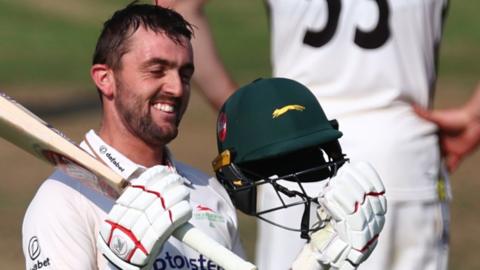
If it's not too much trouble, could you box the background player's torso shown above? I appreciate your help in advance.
[267,0,450,200]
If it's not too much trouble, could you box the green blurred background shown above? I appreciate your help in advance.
[0,0,479,269]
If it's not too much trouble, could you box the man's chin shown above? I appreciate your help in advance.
[150,128,178,146]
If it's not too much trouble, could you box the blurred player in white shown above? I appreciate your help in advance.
[159,0,480,270]
[21,3,388,270]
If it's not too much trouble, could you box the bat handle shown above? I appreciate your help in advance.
[173,223,257,270]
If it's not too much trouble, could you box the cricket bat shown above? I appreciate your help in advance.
[0,92,256,270]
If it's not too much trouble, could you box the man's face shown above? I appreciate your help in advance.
[113,27,194,146]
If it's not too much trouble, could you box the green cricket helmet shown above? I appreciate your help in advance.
[212,78,348,238]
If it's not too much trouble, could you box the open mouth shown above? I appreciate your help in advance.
[152,102,175,113]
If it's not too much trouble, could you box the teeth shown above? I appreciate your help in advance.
[153,103,174,113]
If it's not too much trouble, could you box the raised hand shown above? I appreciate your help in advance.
[98,166,192,270]
[293,161,387,270]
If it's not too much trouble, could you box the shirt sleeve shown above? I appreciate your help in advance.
[22,179,100,270]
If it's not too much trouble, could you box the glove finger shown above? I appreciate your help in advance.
[319,165,369,221]
[145,173,185,195]
[142,184,189,225]
[341,163,374,194]
[126,181,187,213]
[142,182,189,216]
[121,168,182,208]
[131,165,170,186]
[114,187,190,237]
[136,202,191,261]
[161,184,190,209]
[349,162,387,214]
[349,225,373,250]
[117,207,143,232]
[169,200,193,225]
[127,187,160,211]
[340,166,371,213]
[351,161,385,193]
[116,185,143,206]
[365,191,387,216]
[367,213,382,239]
[100,204,127,241]
[320,189,347,221]
[127,174,186,212]
[373,213,385,232]
[100,205,146,246]
[106,204,128,223]
[346,201,372,232]
[139,220,170,259]
[124,200,191,263]
[330,170,364,215]
[135,200,191,266]
[151,200,192,235]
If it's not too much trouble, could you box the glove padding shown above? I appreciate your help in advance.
[292,161,387,270]
[98,166,192,270]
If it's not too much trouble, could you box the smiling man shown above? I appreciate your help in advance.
[21,3,244,270]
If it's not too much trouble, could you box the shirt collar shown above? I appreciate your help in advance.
[81,130,178,182]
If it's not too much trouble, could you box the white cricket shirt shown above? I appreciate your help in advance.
[22,130,244,270]
[267,0,450,201]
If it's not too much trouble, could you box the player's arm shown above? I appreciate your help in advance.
[414,83,480,172]
[292,162,387,270]
[22,176,102,270]
[155,0,237,110]
[98,166,192,270]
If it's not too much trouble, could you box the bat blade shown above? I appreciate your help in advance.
[0,92,125,198]
[0,92,256,270]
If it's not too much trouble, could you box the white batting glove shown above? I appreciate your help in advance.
[98,166,192,270]
[292,161,387,270]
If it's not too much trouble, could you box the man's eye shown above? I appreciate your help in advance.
[151,69,166,76]
[180,70,194,84]
[181,74,192,84]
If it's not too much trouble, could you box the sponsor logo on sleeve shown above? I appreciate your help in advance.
[28,236,51,270]
[28,236,41,260]
[193,204,225,227]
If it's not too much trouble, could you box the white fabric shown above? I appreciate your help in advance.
[257,0,451,269]
[267,0,448,201]
[85,129,140,177]
[358,200,449,270]
[98,166,192,270]
[22,130,245,270]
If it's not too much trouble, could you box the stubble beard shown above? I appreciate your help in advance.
[114,79,179,147]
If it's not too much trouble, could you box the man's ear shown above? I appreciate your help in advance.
[91,64,115,98]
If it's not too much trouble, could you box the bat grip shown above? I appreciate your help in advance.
[173,223,257,270]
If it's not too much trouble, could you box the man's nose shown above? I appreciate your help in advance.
[162,71,184,97]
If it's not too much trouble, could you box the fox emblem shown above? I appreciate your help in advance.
[272,105,305,118]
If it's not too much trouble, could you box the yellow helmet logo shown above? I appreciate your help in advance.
[272,105,305,118]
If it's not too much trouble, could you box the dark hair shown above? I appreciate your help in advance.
[92,1,194,71]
